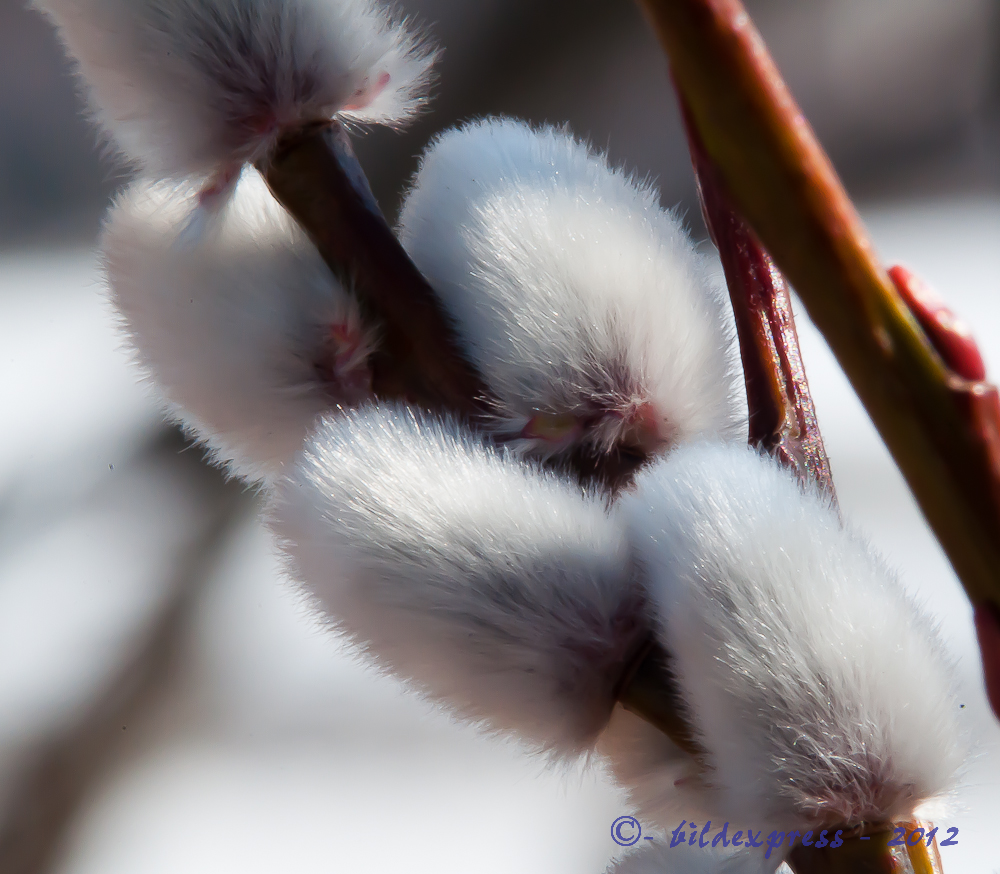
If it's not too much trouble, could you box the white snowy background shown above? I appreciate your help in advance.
[1,1,998,872]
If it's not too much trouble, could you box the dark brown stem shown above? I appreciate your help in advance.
[261,121,489,418]
[684,102,836,502]
[617,636,704,758]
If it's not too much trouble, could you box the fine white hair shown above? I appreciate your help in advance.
[103,167,375,483]
[398,118,742,464]
[608,442,962,834]
[34,0,436,176]
[269,403,647,756]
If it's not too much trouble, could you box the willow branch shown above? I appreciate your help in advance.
[260,121,488,419]
[618,69,841,767]
[636,0,1000,631]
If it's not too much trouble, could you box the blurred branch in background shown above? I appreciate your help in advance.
[0,428,250,874]
[0,242,272,874]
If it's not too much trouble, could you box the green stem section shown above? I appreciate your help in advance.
[637,0,1000,611]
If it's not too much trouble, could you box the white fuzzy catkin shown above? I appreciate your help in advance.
[103,168,375,483]
[269,403,647,756]
[606,442,962,840]
[398,118,742,464]
[34,0,436,176]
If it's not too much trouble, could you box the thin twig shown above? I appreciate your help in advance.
[618,75,840,773]
[683,101,836,501]
[631,0,973,867]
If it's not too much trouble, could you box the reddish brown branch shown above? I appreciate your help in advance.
[684,108,835,500]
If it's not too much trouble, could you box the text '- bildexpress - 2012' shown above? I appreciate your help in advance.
[610,817,959,859]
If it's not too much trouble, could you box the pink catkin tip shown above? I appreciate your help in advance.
[328,321,363,368]
[622,401,671,455]
[888,265,987,382]
[974,603,1000,721]
[198,166,239,204]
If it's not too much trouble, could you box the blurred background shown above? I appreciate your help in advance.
[1,1,999,872]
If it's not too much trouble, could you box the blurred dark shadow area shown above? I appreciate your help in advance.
[2,0,998,247]
[0,4,117,245]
